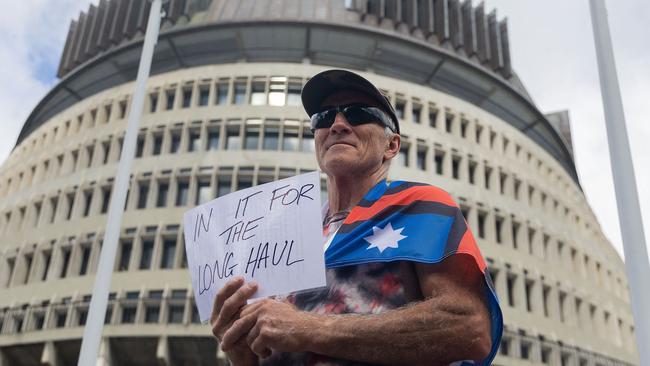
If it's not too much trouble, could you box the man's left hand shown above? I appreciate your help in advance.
[221,299,321,358]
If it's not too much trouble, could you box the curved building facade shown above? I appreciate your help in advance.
[0,1,639,365]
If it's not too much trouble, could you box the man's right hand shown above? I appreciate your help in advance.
[211,277,259,366]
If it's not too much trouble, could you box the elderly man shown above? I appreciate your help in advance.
[211,70,502,366]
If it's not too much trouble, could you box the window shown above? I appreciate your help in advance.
[137,182,149,209]
[215,81,229,105]
[499,171,507,195]
[244,120,261,150]
[139,240,154,269]
[169,131,181,154]
[196,180,211,205]
[506,274,516,307]
[525,279,534,312]
[434,150,445,175]
[445,113,454,133]
[300,124,315,152]
[499,337,510,356]
[198,85,209,106]
[520,342,531,360]
[268,77,287,106]
[495,216,503,244]
[156,182,168,207]
[484,165,492,190]
[145,302,160,323]
[217,176,231,197]
[160,239,176,269]
[86,145,94,168]
[65,193,74,220]
[165,89,175,110]
[398,145,409,167]
[451,155,461,180]
[175,181,189,206]
[542,285,550,317]
[226,123,241,150]
[183,87,192,108]
[512,220,520,249]
[55,311,67,328]
[79,246,91,276]
[287,80,302,106]
[541,346,551,364]
[149,93,158,113]
[468,160,477,185]
[475,125,483,144]
[412,104,421,123]
[263,123,280,150]
[97,188,109,214]
[460,119,469,138]
[250,80,266,105]
[41,250,51,281]
[428,106,437,128]
[60,247,71,278]
[282,122,300,151]
[395,99,405,119]
[477,211,486,239]
[188,128,201,152]
[528,228,536,255]
[149,134,162,156]
[22,253,33,284]
[118,240,132,271]
[207,126,220,150]
[416,147,426,170]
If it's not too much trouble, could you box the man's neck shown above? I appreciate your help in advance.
[326,166,388,214]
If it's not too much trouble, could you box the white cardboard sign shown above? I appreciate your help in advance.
[183,171,326,323]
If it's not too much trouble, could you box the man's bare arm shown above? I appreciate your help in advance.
[223,254,492,365]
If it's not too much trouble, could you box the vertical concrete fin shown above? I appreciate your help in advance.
[156,336,171,366]
[40,341,60,366]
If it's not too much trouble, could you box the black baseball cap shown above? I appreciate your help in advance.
[301,69,400,134]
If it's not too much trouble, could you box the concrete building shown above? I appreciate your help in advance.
[0,0,639,365]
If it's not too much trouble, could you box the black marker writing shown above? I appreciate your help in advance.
[218,216,264,245]
[245,240,305,278]
[235,190,263,219]
[197,251,238,295]
[269,183,315,211]
[193,208,213,243]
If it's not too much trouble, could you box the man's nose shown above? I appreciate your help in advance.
[330,112,352,134]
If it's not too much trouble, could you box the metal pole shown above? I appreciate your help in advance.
[77,1,163,364]
[588,1,650,364]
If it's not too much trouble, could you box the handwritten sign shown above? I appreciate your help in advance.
[183,171,326,323]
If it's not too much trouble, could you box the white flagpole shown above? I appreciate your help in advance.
[588,1,650,364]
[77,1,163,364]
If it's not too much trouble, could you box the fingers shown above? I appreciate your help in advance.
[211,276,244,324]
[248,323,272,359]
[239,298,269,318]
[221,313,257,351]
[212,281,258,339]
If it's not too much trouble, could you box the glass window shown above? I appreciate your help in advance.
[283,122,300,151]
[188,129,201,152]
[165,90,175,110]
[160,239,176,269]
[268,77,287,106]
[168,305,184,323]
[169,132,181,154]
[198,85,209,106]
[217,177,231,197]
[207,127,220,150]
[139,240,154,269]
[237,175,253,190]
[416,148,426,170]
[83,190,93,217]
[149,93,158,113]
[145,305,159,323]
[398,146,409,167]
[250,80,266,105]
[445,113,454,133]
[152,134,162,155]
[412,105,421,123]
[176,182,189,206]
[395,100,405,119]
[41,251,51,281]
[216,82,229,105]
[182,88,192,108]
[118,240,132,271]
[196,180,211,205]
[121,306,136,323]
[300,124,315,152]
[156,182,169,207]
[225,123,241,150]
[60,248,71,278]
[263,124,280,150]
[452,156,461,180]
[287,80,302,106]
[137,183,149,209]
[233,80,246,104]
[79,246,91,276]
[244,120,261,150]
[56,312,67,328]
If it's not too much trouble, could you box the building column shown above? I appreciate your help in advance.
[40,341,61,366]
[97,337,114,366]
[156,336,172,366]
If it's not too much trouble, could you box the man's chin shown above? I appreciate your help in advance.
[323,158,360,177]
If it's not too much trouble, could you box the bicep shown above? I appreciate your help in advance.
[414,254,489,316]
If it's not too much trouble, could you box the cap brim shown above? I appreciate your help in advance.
[301,69,399,134]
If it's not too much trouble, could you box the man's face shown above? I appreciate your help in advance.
[313,90,399,177]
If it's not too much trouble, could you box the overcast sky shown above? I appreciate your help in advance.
[0,1,648,263]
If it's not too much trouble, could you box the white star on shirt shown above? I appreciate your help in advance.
[364,222,407,253]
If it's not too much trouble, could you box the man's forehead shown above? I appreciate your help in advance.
[320,90,383,108]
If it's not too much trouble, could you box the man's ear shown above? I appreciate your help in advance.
[384,133,401,161]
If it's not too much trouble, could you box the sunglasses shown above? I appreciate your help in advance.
[310,104,396,133]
